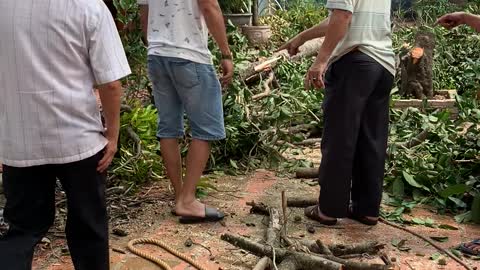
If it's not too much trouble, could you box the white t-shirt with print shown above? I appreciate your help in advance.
[137,0,212,64]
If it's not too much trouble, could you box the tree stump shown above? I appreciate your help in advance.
[399,31,435,99]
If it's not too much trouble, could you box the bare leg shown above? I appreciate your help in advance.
[160,139,183,204]
[175,139,210,217]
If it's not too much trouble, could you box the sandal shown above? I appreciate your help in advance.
[459,239,480,256]
[348,207,378,226]
[304,205,337,225]
[178,206,225,224]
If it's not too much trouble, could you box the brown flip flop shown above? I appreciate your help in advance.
[348,206,378,226]
[304,205,337,225]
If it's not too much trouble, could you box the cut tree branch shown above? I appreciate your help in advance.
[295,168,319,179]
[253,257,273,270]
[221,234,344,270]
[253,72,275,101]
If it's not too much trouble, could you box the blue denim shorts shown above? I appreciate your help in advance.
[147,55,226,141]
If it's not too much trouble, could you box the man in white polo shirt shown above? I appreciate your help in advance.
[280,0,395,226]
[0,0,131,269]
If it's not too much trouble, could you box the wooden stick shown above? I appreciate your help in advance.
[293,138,322,146]
[253,72,275,100]
[281,191,288,237]
[287,198,317,208]
[254,57,282,72]
[380,218,472,270]
[295,168,319,179]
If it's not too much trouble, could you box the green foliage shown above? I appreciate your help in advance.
[218,0,251,14]
[110,105,163,189]
[385,101,480,215]
[261,3,328,45]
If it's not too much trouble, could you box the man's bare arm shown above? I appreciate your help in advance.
[277,18,329,55]
[298,18,330,44]
[437,12,480,32]
[316,9,352,63]
[97,80,123,172]
[139,5,149,44]
[464,13,480,32]
[198,0,230,56]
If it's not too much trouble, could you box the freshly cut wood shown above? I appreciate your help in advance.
[295,167,319,179]
[399,32,435,99]
[240,37,324,81]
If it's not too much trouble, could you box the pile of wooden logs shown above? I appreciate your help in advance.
[222,199,397,270]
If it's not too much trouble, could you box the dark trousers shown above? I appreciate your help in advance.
[318,51,394,218]
[0,152,109,270]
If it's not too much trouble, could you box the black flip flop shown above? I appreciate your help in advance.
[348,207,378,226]
[304,205,337,226]
[178,207,225,224]
[459,239,480,256]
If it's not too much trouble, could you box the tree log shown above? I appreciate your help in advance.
[253,257,273,270]
[295,167,319,179]
[316,239,333,255]
[399,32,435,99]
[221,234,343,270]
[278,257,298,270]
[286,198,317,208]
[300,240,384,257]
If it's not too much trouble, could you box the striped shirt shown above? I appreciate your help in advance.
[0,0,131,167]
[326,0,396,75]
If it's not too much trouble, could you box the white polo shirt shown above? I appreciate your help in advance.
[326,0,396,75]
[0,0,131,167]
[137,0,212,64]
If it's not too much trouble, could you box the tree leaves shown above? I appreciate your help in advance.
[439,184,469,198]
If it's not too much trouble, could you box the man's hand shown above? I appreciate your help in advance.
[220,59,234,87]
[277,36,304,56]
[97,135,118,173]
[305,59,328,90]
[436,12,466,29]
